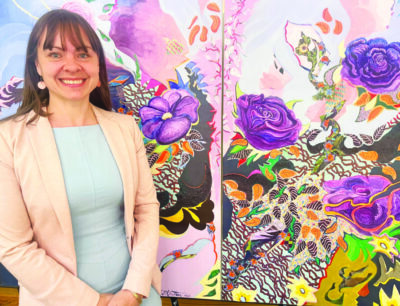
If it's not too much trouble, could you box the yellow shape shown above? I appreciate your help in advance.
[231,285,257,302]
[287,277,317,305]
[369,234,399,261]
[377,285,400,306]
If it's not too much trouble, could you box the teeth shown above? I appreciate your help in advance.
[62,79,83,85]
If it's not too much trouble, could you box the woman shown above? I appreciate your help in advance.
[0,9,161,306]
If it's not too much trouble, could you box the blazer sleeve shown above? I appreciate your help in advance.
[0,132,100,306]
[122,119,160,297]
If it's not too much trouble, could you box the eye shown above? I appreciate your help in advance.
[48,52,61,59]
[78,53,89,59]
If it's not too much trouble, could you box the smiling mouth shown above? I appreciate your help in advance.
[60,79,85,85]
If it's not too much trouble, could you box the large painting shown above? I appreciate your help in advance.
[2,0,400,305]
[222,0,400,304]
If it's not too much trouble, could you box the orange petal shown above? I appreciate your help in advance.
[263,167,275,181]
[382,166,397,180]
[210,15,221,33]
[367,106,384,122]
[380,94,396,106]
[156,150,170,164]
[188,25,200,45]
[207,2,220,12]
[398,144,400,151]
[182,140,194,156]
[358,151,378,161]
[316,21,330,34]
[252,184,263,201]
[309,195,319,202]
[270,149,282,159]
[229,191,247,201]
[231,139,248,146]
[333,20,343,35]
[279,168,298,179]
[224,180,238,189]
[307,210,319,221]
[199,26,208,42]
[289,146,300,158]
[325,222,338,234]
[337,236,348,251]
[170,143,180,156]
[188,16,198,29]
[302,225,311,238]
[311,228,322,240]
[322,8,332,22]
[244,217,261,227]
[354,92,370,106]
[237,207,250,218]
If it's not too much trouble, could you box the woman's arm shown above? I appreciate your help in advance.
[121,119,160,298]
[0,134,100,306]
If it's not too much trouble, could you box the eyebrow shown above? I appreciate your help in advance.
[44,46,93,51]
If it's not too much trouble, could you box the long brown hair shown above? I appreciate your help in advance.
[14,9,112,123]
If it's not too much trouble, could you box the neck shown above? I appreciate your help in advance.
[47,101,98,127]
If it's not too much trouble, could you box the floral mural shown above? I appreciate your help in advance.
[222,0,400,305]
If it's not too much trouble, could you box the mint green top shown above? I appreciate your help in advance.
[53,125,131,293]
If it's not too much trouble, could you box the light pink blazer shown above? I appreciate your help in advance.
[0,106,161,306]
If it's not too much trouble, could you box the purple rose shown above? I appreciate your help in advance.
[235,95,301,150]
[139,90,199,144]
[341,37,400,93]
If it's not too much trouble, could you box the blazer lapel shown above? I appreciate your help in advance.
[93,107,135,236]
[26,113,75,251]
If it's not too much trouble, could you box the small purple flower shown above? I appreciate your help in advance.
[341,37,400,93]
[139,90,200,144]
[235,94,301,150]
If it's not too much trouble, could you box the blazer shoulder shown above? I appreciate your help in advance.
[94,106,138,130]
[0,114,30,139]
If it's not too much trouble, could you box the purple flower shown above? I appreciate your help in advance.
[341,37,400,93]
[323,175,400,235]
[323,175,391,205]
[235,95,301,150]
[139,90,199,144]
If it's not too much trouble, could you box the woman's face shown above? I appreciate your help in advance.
[35,29,100,106]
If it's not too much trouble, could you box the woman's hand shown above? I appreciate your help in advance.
[97,293,113,306]
[107,290,142,306]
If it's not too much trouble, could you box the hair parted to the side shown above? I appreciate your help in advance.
[14,9,112,124]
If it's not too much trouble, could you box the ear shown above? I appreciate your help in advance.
[35,60,42,77]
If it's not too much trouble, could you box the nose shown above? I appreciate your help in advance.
[63,54,81,72]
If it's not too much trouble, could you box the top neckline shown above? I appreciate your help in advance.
[52,124,100,130]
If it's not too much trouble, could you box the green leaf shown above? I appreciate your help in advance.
[344,234,374,262]
[208,269,220,280]
[286,99,302,110]
[114,50,123,65]
[229,145,247,154]
[357,86,367,96]
[207,278,218,287]
[103,3,115,13]
[97,29,110,42]
[246,154,257,165]
[204,289,216,297]
[235,82,245,99]
[315,257,320,265]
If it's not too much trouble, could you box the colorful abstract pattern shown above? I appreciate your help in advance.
[222,0,400,304]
